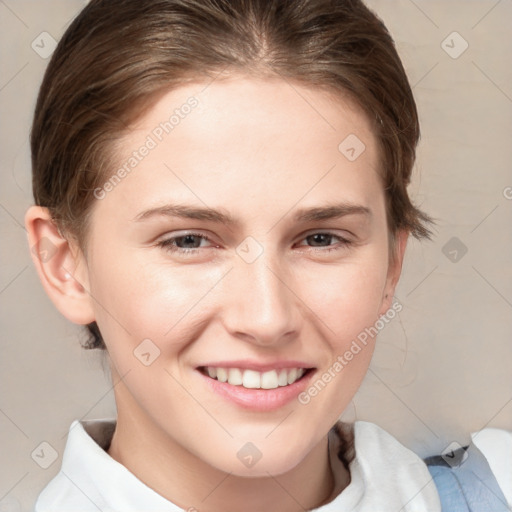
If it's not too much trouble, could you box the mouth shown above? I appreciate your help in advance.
[195,360,317,411]
[198,366,314,390]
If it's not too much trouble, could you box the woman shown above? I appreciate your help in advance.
[25,0,510,510]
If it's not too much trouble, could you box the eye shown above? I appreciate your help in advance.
[296,232,352,252]
[157,232,215,255]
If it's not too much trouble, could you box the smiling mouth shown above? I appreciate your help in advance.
[198,366,314,390]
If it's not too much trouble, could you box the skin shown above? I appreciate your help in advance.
[26,75,408,512]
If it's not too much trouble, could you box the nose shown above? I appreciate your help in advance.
[221,248,301,347]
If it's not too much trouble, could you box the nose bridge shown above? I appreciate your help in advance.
[223,244,298,345]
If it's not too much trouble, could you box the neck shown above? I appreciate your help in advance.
[107,388,347,512]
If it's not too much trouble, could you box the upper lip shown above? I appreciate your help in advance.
[197,360,315,372]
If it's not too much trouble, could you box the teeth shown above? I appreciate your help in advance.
[243,370,261,389]
[227,368,243,386]
[216,368,228,383]
[261,370,278,389]
[278,369,288,387]
[203,366,307,389]
[287,368,297,385]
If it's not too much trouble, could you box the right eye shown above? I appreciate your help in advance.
[156,232,217,256]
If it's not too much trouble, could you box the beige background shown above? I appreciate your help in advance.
[1,1,511,510]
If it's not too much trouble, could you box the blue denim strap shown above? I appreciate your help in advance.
[424,441,509,511]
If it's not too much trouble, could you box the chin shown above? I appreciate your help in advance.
[202,436,314,478]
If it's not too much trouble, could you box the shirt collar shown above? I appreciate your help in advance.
[61,419,182,511]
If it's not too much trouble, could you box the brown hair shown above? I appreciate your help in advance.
[31,0,433,350]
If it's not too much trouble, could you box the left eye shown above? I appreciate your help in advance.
[299,233,344,248]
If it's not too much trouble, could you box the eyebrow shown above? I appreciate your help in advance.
[133,202,371,225]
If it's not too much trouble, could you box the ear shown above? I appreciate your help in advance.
[25,206,95,325]
[378,229,409,316]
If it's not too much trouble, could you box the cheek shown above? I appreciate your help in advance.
[88,249,226,351]
[294,257,389,421]
[304,255,388,347]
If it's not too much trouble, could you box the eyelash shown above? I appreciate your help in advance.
[156,231,353,256]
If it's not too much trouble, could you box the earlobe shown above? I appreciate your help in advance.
[379,229,409,316]
[25,206,95,325]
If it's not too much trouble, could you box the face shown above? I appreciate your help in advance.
[77,76,404,477]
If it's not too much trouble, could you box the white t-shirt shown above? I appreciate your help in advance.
[33,419,509,511]
[470,427,512,507]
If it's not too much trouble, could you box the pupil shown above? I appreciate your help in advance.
[309,234,331,246]
[180,235,200,248]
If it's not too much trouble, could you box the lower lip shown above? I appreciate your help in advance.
[197,369,315,412]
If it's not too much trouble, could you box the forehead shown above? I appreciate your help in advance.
[131,75,376,156]
[96,76,383,225]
